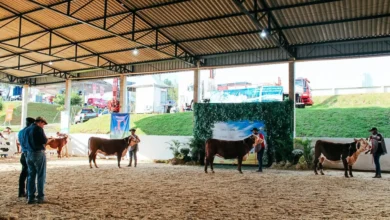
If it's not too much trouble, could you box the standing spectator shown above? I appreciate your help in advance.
[369,127,387,178]
[252,127,266,172]
[25,117,48,204]
[18,117,36,198]
[128,128,140,167]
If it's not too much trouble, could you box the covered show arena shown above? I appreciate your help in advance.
[0,0,390,219]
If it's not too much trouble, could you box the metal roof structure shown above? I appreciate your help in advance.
[0,0,389,85]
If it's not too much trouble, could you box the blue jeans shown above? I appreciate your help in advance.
[257,148,265,172]
[373,153,381,176]
[27,151,46,201]
[19,152,29,196]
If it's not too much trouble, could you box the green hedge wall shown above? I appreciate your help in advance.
[193,101,294,166]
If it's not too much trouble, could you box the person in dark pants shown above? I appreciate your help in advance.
[25,117,48,204]
[252,128,266,172]
[128,128,140,167]
[369,127,387,178]
[18,117,36,198]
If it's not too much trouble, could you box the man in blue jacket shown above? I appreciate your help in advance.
[18,117,35,198]
[25,117,48,204]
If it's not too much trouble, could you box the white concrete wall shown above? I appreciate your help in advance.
[300,137,390,171]
[68,134,192,161]
[312,86,390,96]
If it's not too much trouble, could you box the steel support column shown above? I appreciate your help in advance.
[62,79,72,134]
[288,60,296,138]
[119,74,128,113]
[193,60,201,104]
[21,84,29,128]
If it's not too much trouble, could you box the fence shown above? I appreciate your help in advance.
[312,85,390,96]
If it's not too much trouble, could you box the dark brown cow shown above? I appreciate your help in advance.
[46,136,68,158]
[314,138,369,177]
[204,135,257,174]
[88,136,130,168]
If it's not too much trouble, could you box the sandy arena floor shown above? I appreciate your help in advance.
[1,157,390,220]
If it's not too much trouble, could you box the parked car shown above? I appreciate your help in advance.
[10,95,21,101]
[74,108,98,124]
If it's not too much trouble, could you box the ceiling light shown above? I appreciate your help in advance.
[260,29,268,38]
[49,61,53,65]
[132,48,139,56]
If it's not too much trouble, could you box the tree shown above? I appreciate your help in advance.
[54,93,82,110]
[163,79,178,102]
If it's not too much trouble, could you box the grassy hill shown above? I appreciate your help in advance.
[297,93,390,137]
[4,93,390,137]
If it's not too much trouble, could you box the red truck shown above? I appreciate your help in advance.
[294,78,314,106]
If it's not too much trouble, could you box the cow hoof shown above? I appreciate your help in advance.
[321,173,324,175]
[315,173,318,175]
[345,176,349,178]
[239,171,243,174]
[211,170,215,173]
[349,175,353,178]
[205,171,208,174]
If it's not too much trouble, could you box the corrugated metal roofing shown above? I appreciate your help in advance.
[0,0,387,83]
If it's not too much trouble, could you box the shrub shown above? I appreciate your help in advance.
[166,140,182,158]
[294,138,313,167]
[187,138,205,165]
[180,147,191,162]
[291,149,304,165]
[275,138,294,163]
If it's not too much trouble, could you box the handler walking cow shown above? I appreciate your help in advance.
[204,135,257,174]
[88,136,130,168]
[127,128,140,167]
[368,127,387,178]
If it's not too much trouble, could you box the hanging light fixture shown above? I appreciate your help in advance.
[260,29,268,38]
[132,48,139,56]
[49,61,53,65]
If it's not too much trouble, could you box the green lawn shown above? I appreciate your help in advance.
[4,93,390,137]
[70,112,193,135]
[296,107,390,137]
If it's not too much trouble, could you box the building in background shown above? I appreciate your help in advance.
[128,75,170,113]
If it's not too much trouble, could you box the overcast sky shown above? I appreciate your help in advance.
[156,55,390,90]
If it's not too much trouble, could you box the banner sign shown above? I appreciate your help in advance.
[110,113,130,139]
[5,105,14,122]
[212,120,267,165]
[209,86,283,103]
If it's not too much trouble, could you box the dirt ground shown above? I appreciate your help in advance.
[1,156,390,220]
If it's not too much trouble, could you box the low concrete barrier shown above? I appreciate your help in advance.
[68,134,192,161]
[301,137,390,171]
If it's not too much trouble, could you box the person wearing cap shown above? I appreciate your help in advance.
[25,117,48,204]
[128,128,140,167]
[17,117,35,198]
[252,127,266,172]
[369,127,387,178]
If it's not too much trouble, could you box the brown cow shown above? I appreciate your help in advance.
[314,138,369,177]
[46,136,68,158]
[204,135,258,174]
[88,136,130,168]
